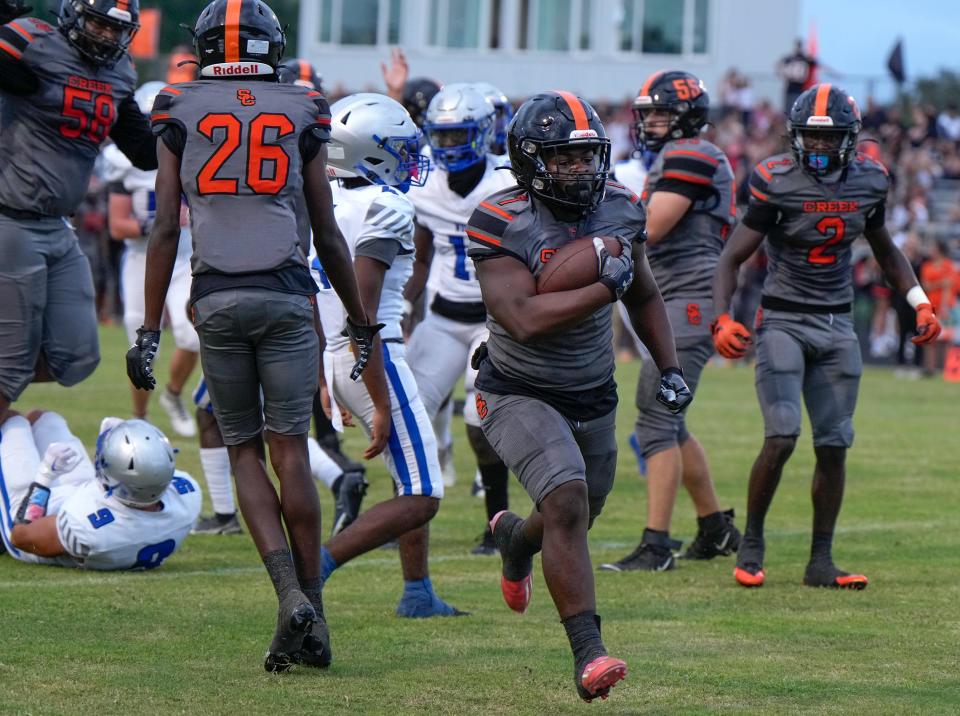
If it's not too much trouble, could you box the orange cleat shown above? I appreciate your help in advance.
[490,510,534,613]
[578,655,627,702]
[734,564,765,587]
[803,562,868,590]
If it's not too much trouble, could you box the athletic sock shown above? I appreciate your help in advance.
[699,510,727,533]
[300,576,325,620]
[562,611,606,670]
[810,530,834,563]
[744,513,765,541]
[320,546,338,583]
[263,549,299,601]
[199,447,235,515]
[479,462,509,521]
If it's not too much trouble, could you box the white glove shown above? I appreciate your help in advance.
[36,442,82,485]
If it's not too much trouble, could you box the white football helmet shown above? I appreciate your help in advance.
[134,81,166,116]
[95,419,175,507]
[472,81,513,155]
[423,83,496,172]
[326,93,429,192]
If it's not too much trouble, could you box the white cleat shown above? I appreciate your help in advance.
[159,387,197,437]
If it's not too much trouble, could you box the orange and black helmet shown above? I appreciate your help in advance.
[59,0,140,67]
[278,58,323,92]
[787,83,862,175]
[632,70,710,152]
[194,0,285,78]
[508,91,611,217]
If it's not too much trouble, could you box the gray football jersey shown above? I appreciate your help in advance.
[0,18,136,216]
[638,138,736,299]
[152,81,331,275]
[467,185,647,394]
[744,152,889,306]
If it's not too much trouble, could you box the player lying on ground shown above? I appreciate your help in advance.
[0,410,200,570]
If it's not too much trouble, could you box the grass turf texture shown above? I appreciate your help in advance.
[2,326,958,714]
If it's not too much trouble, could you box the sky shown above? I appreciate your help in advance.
[801,0,960,100]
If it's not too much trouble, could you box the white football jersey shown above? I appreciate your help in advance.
[34,472,202,571]
[612,157,648,198]
[311,182,416,353]
[101,144,191,258]
[409,154,515,303]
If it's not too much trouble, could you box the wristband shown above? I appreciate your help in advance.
[906,285,931,310]
[402,299,414,316]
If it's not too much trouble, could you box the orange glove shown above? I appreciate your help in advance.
[711,313,752,359]
[912,303,942,345]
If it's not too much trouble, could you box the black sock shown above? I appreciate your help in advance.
[562,611,606,670]
[810,531,833,563]
[263,549,299,601]
[300,576,325,620]
[642,527,669,544]
[699,511,727,533]
[744,513,765,541]
[214,512,235,524]
[479,462,509,521]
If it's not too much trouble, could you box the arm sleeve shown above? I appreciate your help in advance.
[355,237,403,267]
[110,94,158,171]
[299,91,332,162]
[865,200,886,231]
[0,24,38,95]
[740,164,781,233]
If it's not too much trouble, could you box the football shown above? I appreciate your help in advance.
[536,236,624,294]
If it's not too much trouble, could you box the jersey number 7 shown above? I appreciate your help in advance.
[196,112,294,195]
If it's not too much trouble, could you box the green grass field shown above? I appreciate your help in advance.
[2,326,959,715]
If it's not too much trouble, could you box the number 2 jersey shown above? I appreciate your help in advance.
[150,80,331,299]
[23,472,201,571]
[0,17,138,216]
[743,151,889,309]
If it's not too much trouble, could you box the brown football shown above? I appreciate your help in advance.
[536,236,624,294]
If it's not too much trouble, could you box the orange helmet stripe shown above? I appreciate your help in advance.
[553,90,588,131]
[115,0,129,10]
[640,71,664,98]
[813,83,832,117]
[299,59,311,83]
[225,0,242,64]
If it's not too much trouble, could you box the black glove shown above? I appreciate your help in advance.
[656,367,692,414]
[344,318,385,381]
[470,341,488,371]
[594,236,634,302]
[126,327,160,391]
[0,1,32,25]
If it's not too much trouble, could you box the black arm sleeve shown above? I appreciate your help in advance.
[652,177,714,202]
[109,95,158,171]
[865,200,886,231]
[742,202,780,233]
[0,27,37,95]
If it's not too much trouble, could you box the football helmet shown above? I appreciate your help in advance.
[402,77,442,128]
[632,71,710,153]
[95,420,176,508]
[58,0,140,67]
[326,93,429,192]
[788,83,862,175]
[423,83,496,173]
[473,81,514,155]
[278,58,322,92]
[134,81,165,115]
[193,0,285,78]
[507,91,611,217]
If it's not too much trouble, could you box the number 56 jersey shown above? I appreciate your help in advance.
[151,81,331,276]
[743,151,889,307]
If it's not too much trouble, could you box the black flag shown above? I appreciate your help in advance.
[887,39,905,85]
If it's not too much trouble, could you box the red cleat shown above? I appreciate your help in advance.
[490,510,533,614]
[578,655,627,702]
[734,565,765,587]
[499,574,532,614]
[803,562,868,590]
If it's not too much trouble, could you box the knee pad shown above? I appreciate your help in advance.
[812,418,855,449]
[764,401,802,440]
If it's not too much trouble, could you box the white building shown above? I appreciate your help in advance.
[297,0,801,102]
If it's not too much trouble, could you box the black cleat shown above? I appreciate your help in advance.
[803,561,868,590]
[298,617,332,668]
[192,513,243,535]
[734,534,766,587]
[264,590,316,673]
[331,469,368,537]
[600,531,681,572]
[681,509,741,560]
[471,528,497,555]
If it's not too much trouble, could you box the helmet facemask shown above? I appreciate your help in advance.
[367,133,430,192]
[791,126,858,176]
[424,119,494,173]
[522,138,611,217]
[61,0,139,67]
[631,104,684,154]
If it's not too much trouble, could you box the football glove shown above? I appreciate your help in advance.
[594,236,634,302]
[38,442,82,483]
[126,327,160,391]
[711,313,752,359]
[911,303,942,345]
[0,1,32,25]
[656,367,693,414]
[344,318,385,381]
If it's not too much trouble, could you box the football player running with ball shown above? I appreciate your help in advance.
[127,0,387,672]
[601,71,741,573]
[467,92,692,702]
[713,84,941,590]
[0,0,155,419]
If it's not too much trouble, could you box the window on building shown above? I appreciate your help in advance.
[319,0,333,43]
[341,0,379,45]
[388,0,402,44]
[579,0,592,51]
[317,0,402,46]
[427,0,483,48]
[642,0,682,54]
[618,0,709,55]
[693,0,709,53]
[536,0,571,51]
[520,0,591,52]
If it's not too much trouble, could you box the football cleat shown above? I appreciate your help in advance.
[191,513,243,535]
[733,534,765,587]
[733,564,766,588]
[490,510,533,613]
[298,618,332,668]
[331,469,368,537]
[600,531,681,572]
[396,578,469,618]
[471,528,497,556]
[577,655,628,702]
[681,509,741,560]
[159,387,197,438]
[802,562,868,590]
[263,590,315,673]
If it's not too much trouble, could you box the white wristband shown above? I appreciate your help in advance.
[402,299,414,316]
[906,285,930,310]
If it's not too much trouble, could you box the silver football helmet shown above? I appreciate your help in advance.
[472,81,513,155]
[95,419,175,507]
[326,92,429,192]
[134,81,166,116]
[423,83,496,172]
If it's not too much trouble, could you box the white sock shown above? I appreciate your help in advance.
[307,437,343,490]
[199,447,235,515]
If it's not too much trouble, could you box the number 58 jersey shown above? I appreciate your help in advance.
[151,81,331,276]
[743,152,889,307]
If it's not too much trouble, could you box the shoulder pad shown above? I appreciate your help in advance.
[749,154,795,203]
[854,151,890,177]
[466,186,530,250]
[0,17,49,58]
[604,181,642,204]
